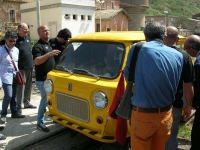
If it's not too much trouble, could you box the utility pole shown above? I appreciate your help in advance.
[96,0,105,32]
[36,0,41,27]
[164,11,168,27]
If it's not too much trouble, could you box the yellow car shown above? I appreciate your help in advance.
[44,31,186,143]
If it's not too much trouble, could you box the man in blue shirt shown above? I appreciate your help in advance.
[124,22,183,150]
[184,35,200,150]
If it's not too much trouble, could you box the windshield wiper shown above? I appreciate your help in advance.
[72,68,100,80]
[56,65,73,74]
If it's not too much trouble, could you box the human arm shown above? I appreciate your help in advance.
[0,49,2,90]
[32,44,61,65]
[182,53,194,120]
[0,78,2,90]
[34,50,60,65]
[124,44,136,81]
[192,63,200,109]
[183,82,194,121]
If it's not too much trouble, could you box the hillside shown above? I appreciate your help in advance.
[146,0,200,17]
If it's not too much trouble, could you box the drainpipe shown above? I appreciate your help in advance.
[36,0,41,27]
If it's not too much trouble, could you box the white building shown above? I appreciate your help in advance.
[20,0,95,40]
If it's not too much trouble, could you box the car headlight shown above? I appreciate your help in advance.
[92,92,108,109]
[44,80,53,93]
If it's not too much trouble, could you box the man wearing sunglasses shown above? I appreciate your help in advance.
[49,28,72,64]
[184,35,200,150]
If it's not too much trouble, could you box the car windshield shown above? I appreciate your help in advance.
[56,42,125,79]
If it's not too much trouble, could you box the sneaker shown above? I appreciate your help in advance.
[37,122,50,132]
[0,117,6,124]
[24,102,37,109]
[11,114,25,118]
[0,134,6,140]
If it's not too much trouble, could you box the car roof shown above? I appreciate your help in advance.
[70,31,186,44]
[70,31,145,42]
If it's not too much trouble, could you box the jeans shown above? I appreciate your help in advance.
[1,75,18,116]
[131,108,172,150]
[17,69,33,109]
[35,81,47,124]
[190,111,200,150]
[165,107,182,150]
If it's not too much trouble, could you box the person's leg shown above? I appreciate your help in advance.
[190,112,200,150]
[10,76,18,115]
[35,81,46,124]
[151,109,172,150]
[1,83,13,117]
[16,69,25,110]
[23,69,36,108]
[23,69,34,105]
[165,107,182,150]
[131,110,155,150]
[35,81,49,132]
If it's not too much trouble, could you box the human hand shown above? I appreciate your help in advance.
[183,105,192,121]
[49,50,61,56]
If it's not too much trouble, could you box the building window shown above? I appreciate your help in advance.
[65,14,70,19]
[81,15,85,20]
[73,14,77,20]
[96,24,100,32]
[111,1,114,9]
[88,15,92,20]
[107,28,111,31]
[10,9,15,22]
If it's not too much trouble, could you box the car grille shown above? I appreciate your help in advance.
[56,92,89,122]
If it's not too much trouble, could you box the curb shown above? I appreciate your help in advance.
[11,127,68,150]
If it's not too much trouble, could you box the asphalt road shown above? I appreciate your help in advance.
[25,127,128,150]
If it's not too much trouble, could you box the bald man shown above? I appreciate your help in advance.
[184,35,200,150]
[16,23,36,115]
[164,26,194,150]
[32,25,60,132]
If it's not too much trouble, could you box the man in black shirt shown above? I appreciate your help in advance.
[32,25,60,132]
[49,28,71,64]
[164,26,194,150]
[185,35,200,150]
[16,23,36,114]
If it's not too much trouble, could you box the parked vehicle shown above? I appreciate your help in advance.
[44,31,186,143]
